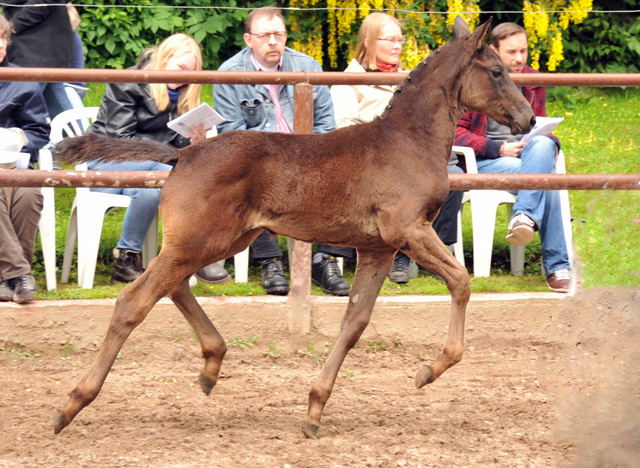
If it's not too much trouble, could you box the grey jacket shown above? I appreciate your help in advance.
[213,47,335,135]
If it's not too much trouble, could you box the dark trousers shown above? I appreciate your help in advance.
[433,188,465,246]
[252,229,353,261]
[0,187,43,280]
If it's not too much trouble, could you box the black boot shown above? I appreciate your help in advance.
[0,279,14,302]
[112,249,144,283]
[195,263,231,284]
[12,274,37,304]
[260,258,290,295]
[388,252,410,284]
[312,253,350,296]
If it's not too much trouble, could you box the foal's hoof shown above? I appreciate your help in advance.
[198,374,216,396]
[415,365,436,389]
[53,411,68,434]
[302,422,320,440]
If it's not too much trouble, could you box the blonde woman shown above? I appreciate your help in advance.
[87,34,220,284]
[331,13,403,128]
[331,14,464,284]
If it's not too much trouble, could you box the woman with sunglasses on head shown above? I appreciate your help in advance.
[331,13,465,284]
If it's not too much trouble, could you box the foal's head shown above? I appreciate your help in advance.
[384,17,535,137]
[449,17,535,135]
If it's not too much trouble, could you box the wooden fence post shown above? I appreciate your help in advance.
[288,82,314,334]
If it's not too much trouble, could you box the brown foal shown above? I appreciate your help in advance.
[54,17,534,438]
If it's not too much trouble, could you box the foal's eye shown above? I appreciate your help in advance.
[491,69,503,78]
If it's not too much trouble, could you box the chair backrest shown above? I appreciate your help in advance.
[51,107,100,194]
[452,146,478,174]
[50,107,100,144]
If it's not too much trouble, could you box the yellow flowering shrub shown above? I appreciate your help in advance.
[524,0,592,71]
[286,0,590,71]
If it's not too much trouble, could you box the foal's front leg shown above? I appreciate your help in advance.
[403,225,470,389]
[303,248,396,439]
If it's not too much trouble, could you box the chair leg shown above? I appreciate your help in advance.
[141,212,159,268]
[471,194,500,278]
[39,186,57,291]
[505,205,526,276]
[450,209,465,267]
[509,244,526,276]
[60,202,78,284]
[77,206,107,289]
[233,248,249,283]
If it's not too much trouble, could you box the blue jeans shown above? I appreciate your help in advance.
[40,82,74,120]
[476,136,569,274]
[87,160,172,252]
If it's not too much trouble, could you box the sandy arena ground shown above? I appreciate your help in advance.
[0,288,638,468]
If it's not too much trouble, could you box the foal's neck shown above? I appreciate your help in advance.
[380,50,464,162]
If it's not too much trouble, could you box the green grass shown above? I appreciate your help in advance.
[28,86,640,299]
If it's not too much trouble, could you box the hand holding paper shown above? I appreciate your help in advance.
[167,103,225,138]
[521,116,563,142]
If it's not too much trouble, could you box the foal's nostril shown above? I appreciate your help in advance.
[530,115,536,127]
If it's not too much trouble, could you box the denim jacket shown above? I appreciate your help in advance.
[213,47,336,135]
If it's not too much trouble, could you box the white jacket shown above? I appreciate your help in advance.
[330,59,397,129]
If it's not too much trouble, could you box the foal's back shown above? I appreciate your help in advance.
[163,121,450,247]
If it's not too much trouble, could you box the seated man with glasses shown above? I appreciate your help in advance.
[211,6,353,296]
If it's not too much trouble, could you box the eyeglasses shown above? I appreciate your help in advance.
[377,37,405,46]
[249,31,287,41]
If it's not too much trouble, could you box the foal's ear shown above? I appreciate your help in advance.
[470,17,493,50]
[451,16,471,41]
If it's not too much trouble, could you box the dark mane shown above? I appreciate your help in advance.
[379,41,454,120]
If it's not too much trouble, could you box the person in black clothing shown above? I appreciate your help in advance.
[2,0,75,118]
[0,12,50,303]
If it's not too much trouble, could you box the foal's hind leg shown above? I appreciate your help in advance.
[168,279,226,396]
[53,253,195,434]
[303,248,396,439]
[401,225,470,389]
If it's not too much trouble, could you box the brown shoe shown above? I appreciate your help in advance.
[546,269,571,293]
[505,213,535,245]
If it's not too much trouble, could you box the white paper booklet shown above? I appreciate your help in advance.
[167,103,225,138]
[521,116,564,141]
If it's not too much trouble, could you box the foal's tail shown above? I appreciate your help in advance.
[56,133,179,165]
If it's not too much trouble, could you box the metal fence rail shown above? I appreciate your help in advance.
[1,170,638,190]
[1,68,640,87]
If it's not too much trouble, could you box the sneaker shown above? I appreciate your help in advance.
[505,212,535,245]
[546,269,571,293]
[111,249,144,283]
[0,279,15,301]
[260,258,290,295]
[388,252,410,284]
[195,263,231,285]
[312,253,350,296]
[12,274,37,304]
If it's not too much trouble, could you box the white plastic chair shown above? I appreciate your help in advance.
[55,107,159,289]
[35,148,57,291]
[453,145,573,277]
